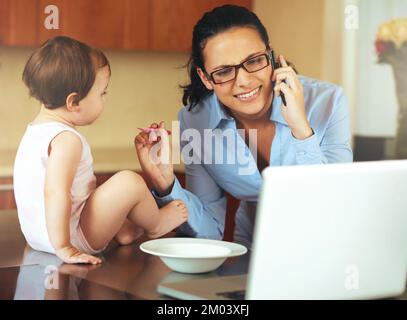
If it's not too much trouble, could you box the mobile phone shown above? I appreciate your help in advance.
[270,50,287,106]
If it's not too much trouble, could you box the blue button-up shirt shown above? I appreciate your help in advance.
[153,76,353,248]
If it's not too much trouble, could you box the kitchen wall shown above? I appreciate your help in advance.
[0,48,189,150]
[255,0,344,84]
[0,0,344,152]
[255,0,325,80]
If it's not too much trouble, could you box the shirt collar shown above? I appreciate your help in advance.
[208,93,234,130]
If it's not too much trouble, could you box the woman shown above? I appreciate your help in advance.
[135,5,353,248]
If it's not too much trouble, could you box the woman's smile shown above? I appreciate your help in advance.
[234,86,262,102]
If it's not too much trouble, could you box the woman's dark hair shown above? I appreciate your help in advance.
[181,5,271,109]
[23,36,110,109]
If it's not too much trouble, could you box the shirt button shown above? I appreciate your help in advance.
[297,151,306,156]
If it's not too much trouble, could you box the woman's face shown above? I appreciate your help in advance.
[198,27,274,121]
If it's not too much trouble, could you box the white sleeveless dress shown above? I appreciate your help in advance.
[13,122,100,254]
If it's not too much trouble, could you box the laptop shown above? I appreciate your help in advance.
[158,160,407,300]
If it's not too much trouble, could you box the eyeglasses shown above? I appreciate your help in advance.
[205,52,271,85]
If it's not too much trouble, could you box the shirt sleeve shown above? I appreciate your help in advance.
[152,114,227,239]
[291,88,353,164]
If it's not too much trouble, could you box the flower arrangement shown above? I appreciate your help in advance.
[375,18,407,64]
[375,18,407,159]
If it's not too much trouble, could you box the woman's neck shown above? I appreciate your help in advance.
[232,106,272,130]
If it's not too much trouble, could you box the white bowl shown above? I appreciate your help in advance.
[140,238,247,274]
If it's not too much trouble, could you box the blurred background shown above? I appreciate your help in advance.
[0,0,406,211]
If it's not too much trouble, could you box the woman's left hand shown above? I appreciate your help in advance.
[272,55,313,140]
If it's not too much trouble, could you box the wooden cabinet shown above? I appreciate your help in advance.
[0,0,251,51]
[0,0,39,46]
[37,0,149,50]
[151,0,251,52]
[0,0,149,49]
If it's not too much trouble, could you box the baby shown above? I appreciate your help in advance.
[13,36,188,265]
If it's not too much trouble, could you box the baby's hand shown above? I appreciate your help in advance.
[55,245,102,265]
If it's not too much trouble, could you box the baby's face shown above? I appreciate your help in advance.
[75,66,110,125]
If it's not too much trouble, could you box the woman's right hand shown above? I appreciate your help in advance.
[55,245,102,265]
[134,121,175,196]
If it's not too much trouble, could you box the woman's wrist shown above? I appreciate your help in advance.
[291,124,313,140]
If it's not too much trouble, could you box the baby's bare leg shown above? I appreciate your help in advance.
[114,219,144,246]
[80,171,187,251]
[140,200,188,239]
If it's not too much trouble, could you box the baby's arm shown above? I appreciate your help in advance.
[44,131,101,265]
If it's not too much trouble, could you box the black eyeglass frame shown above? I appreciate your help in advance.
[204,51,272,85]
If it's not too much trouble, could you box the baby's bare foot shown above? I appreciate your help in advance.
[147,200,188,238]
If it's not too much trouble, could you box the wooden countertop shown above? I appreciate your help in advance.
[0,148,185,177]
[0,210,249,300]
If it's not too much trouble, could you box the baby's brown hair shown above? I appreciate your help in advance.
[23,36,110,109]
